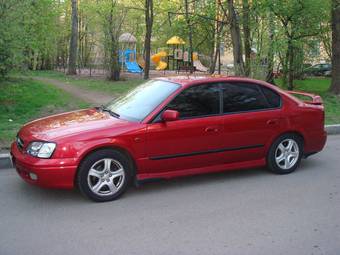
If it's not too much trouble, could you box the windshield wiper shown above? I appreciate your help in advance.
[97,105,120,118]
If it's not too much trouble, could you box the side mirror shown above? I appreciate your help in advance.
[162,110,179,122]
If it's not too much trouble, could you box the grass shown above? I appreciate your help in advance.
[275,78,340,124]
[23,70,143,96]
[0,77,89,149]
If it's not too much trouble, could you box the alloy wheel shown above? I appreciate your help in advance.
[87,158,125,196]
[275,139,300,170]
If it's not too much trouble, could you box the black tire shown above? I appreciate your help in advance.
[77,149,133,202]
[267,133,303,174]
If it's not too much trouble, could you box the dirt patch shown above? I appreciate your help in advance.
[34,77,114,106]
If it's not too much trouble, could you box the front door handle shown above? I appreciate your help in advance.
[205,127,219,132]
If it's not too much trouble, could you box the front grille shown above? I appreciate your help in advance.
[16,136,24,151]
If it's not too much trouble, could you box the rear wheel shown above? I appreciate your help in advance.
[267,134,303,174]
[77,149,132,202]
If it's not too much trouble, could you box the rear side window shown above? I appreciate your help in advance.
[167,84,220,118]
[222,83,268,113]
[260,86,281,108]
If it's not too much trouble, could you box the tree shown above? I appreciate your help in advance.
[268,0,327,90]
[67,0,78,75]
[266,11,275,84]
[208,1,227,74]
[0,0,26,77]
[227,0,245,76]
[242,0,251,76]
[184,0,194,73]
[0,0,59,77]
[330,0,340,94]
[144,0,153,80]
[98,0,126,81]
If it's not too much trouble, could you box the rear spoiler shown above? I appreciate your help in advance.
[286,91,323,105]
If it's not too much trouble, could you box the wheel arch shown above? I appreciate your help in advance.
[74,145,138,184]
[268,130,305,152]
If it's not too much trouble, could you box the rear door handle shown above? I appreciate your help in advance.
[266,119,279,125]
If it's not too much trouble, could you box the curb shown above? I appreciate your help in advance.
[324,124,340,135]
[1,124,340,169]
[0,153,12,170]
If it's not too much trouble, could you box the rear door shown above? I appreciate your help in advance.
[218,82,283,164]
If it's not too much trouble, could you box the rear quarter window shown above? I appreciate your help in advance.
[260,86,281,108]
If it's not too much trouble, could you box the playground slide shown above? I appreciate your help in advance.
[125,61,143,73]
[137,55,145,69]
[151,52,167,71]
[155,61,167,71]
[193,60,208,72]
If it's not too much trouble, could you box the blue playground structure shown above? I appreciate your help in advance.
[118,33,143,74]
[119,49,142,73]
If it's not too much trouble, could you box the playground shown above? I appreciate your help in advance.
[115,33,210,77]
[60,33,218,80]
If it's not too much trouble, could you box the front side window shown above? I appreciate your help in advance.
[105,80,180,121]
[222,83,269,113]
[167,84,220,119]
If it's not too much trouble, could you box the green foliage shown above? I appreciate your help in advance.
[0,0,62,77]
[0,77,88,148]
[264,0,330,87]
[0,1,26,77]
[0,0,334,86]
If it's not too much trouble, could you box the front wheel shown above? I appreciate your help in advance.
[267,134,303,174]
[77,149,132,202]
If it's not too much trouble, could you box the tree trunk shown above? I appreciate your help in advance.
[108,6,120,81]
[266,12,275,84]
[144,0,153,80]
[211,46,220,75]
[209,35,216,74]
[330,0,340,94]
[32,51,38,71]
[109,39,120,81]
[185,0,194,73]
[210,23,219,74]
[210,3,225,75]
[287,39,294,90]
[227,0,245,76]
[67,0,78,75]
[242,0,251,76]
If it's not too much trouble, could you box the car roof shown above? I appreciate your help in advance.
[154,75,275,89]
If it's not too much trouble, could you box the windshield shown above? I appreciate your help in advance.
[104,80,180,122]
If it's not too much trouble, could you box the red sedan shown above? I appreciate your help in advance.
[11,76,327,202]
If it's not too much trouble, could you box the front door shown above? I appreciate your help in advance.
[144,83,223,174]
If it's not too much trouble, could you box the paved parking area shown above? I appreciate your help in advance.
[1,136,340,255]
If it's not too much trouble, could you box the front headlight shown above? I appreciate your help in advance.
[26,142,56,158]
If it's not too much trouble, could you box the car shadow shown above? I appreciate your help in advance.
[126,166,269,197]
[13,157,321,203]
[126,157,323,198]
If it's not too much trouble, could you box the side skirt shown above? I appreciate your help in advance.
[136,158,266,183]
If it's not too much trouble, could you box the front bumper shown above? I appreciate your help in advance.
[11,142,78,189]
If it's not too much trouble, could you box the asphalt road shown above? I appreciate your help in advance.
[1,136,340,255]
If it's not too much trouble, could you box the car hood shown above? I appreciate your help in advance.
[18,108,134,142]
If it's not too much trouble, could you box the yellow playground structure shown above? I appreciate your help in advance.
[151,51,167,70]
[151,35,208,72]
